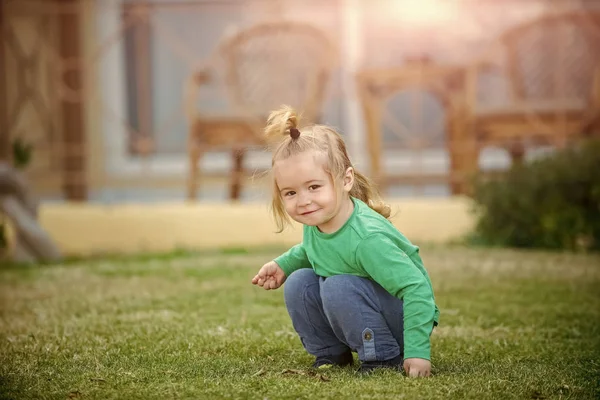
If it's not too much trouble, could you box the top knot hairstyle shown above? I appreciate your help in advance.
[265,105,391,232]
[264,104,300,143]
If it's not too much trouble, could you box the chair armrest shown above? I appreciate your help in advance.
[592,67,600,109]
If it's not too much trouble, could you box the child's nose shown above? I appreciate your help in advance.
[298,193,311,206]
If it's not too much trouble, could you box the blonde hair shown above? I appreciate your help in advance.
[265,105,391,232]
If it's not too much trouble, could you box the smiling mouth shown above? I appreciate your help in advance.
[301,210,318,216]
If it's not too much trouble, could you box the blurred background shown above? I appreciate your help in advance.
[1,0,599,259]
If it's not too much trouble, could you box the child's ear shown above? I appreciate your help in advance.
[343,167,354,192]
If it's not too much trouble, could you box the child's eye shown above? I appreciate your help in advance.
[284,191,296,197]
[308,185,321,191]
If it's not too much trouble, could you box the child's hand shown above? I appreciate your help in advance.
[403,358,431,378]
[251,261,286,290]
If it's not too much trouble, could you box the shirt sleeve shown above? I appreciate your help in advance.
[274,243,312,276]
[355,234,436,360]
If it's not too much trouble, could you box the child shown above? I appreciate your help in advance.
[251,105,439,377]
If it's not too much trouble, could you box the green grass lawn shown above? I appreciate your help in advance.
[1,246,599,399]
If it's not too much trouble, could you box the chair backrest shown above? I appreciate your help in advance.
[500,11,600,102]
[218,21,336,124]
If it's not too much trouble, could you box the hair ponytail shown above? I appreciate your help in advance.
[264,105,300,144]
[350,170,391,219]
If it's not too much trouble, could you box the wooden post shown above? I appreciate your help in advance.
[230,148,245,201]
[58,0,87,201]
[0,0,9,163]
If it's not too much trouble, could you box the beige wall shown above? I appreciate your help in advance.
[35,196,475,257]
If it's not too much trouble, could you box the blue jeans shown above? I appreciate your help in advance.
[284,268,404,362]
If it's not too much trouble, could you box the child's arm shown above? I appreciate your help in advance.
[251,244,312,290]
[356,234,436,366]
[273,243,312,277]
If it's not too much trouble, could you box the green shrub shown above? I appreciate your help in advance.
[471,139,600,251]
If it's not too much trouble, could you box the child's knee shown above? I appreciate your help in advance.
[320,274,366,308]
[283,269,318,300]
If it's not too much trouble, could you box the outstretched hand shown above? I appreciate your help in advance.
[403,358,431,378]
[251,261,286,290]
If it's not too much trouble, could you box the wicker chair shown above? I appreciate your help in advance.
[449,11,600,194]
[184,21,336,200]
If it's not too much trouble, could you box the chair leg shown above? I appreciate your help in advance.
[508,143,525,166]
[450,139,479,196]
[187,145,201,201]
[446,105,472,195]
[364,106,384,193]
[448,140,461,195]
[230,147,245,201]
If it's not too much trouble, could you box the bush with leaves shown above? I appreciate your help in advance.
[471,139,600,251]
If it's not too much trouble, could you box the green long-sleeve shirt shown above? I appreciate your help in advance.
[274,197,439,360]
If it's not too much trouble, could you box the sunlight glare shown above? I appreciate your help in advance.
[392,0,460,27]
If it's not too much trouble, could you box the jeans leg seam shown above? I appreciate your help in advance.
[361,279,401,361]
[301,280,330,353]
[373,281,403,360]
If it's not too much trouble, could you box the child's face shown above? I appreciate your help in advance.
[274,151,351,232]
